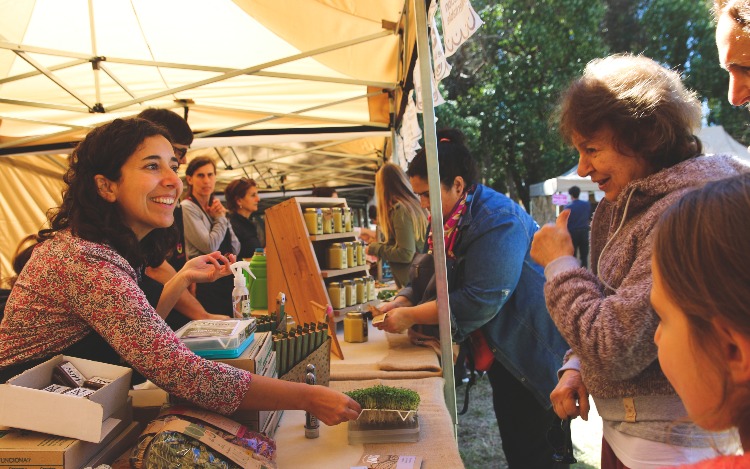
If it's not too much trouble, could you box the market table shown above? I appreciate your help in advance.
[274,377,464,469]
[330,320,443,381]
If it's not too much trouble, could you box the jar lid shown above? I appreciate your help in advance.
[353,278,363,283]
[332,207,342,212]
[304,207,317,212]
[346,311,362,318]
[342,280,353,285]
[329,281,341,287]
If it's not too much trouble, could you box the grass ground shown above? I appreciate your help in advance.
[456,374,602,469]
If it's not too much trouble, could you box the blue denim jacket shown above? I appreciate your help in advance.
[448,185,568,407]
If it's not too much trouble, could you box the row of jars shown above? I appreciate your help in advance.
[326,240,366,270]
[327,276,376,309]
[304,207,353,235]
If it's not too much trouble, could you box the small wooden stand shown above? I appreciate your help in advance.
[310,301,344,360]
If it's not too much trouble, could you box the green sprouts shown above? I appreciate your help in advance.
[345,384,420,411]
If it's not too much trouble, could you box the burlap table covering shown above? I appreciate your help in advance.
[331,331,442,381]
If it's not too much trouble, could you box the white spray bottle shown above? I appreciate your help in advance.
[230,261,255,318]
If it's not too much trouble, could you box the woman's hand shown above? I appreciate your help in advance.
[305,385,362,426]
[374,306,414,333]
[359,227,376,243]
[207,198,227,218]
[181,252,236,284]
[531,209,575,267]
[550,369,589,421]
[378,296,413,314]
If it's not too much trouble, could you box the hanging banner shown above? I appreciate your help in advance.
[439,0,483,57]
[400,92,422,165]
[413,57,446,113]
[429,1,452,82]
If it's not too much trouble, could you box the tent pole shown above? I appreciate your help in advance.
[412,0,458,436]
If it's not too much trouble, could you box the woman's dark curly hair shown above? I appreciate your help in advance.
[40,118,177,269]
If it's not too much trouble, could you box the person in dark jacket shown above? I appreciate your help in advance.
[563,186,592,268]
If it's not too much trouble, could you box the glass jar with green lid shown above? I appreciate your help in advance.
[327,281,345,309]
[343,207,352,232]
[354,278,365,304]
[342,279,354,307]
[332,207,343,233]
[303,208,322,235]
[321,208,334,234]
[327,242,347,269]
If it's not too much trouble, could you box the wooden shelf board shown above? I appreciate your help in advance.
[320,265,368,278]
[309,232,357,242]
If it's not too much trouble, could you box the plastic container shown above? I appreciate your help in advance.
[231,261,254,318]
[176,318,257,352]
[327,281,345,309]
[304,208,322,235]
[332,207,343,233]
[248,248,267,310]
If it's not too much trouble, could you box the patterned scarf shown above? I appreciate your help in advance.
[427,185,476,259]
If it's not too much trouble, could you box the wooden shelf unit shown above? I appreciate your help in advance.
[265,197,369,326]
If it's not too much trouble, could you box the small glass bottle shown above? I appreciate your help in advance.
[327,243,347,269]
[321,208,333,234]
[344,241,355,268]
[327,281,345,309]
[365,275,376,301]
[354,278,365,304]
[342,279,354,307]
[343,311,368,343]
[303,208,322,235]
[356,240,366,266]
[332,207,343,233]
[343,207,352,232]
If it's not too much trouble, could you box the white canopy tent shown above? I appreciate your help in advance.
[0,0,419,274]
[0,0,461,423]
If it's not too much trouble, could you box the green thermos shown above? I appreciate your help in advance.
[248,248,268,310]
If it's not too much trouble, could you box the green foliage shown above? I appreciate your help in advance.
[432,0,748,208]
[437,0,608,207]
[345,384,420,410]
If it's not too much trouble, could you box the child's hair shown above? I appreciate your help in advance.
[653,172,750,428]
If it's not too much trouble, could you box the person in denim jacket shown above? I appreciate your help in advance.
[375,129,569,469]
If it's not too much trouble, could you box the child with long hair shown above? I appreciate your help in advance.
[651,173,750,467]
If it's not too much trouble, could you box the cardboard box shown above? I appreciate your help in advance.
[0,355,132,443]
[81,421,141,469]
[0,398,133,469]
[217,331,272,373]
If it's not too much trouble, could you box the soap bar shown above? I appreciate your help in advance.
[42,384,72,394]
[83,376,113,390]
[63,387,96,398]
[53,361,86,387]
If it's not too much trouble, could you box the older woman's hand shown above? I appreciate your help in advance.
[531,209,575,267]
[181,252,236,284]
[550,369,589,421]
